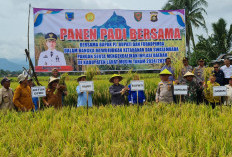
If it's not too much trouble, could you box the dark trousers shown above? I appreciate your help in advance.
[210,103,220,109]
[224,78,230,85]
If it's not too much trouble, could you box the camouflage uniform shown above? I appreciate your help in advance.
[182,80,202,104]
[178,65,193,84]
[193,66,205,85]
[156,81,174,103]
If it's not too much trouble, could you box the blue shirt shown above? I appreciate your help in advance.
[76,86,93,107]
[161,65,175,81]
[128,84,146,104]
[32,97,39,111]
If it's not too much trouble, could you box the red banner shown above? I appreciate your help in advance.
[35,66,73,72]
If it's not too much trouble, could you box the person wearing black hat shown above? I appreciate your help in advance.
[38,32,66,66]
[177,57,193,84]
[0,77,14,110]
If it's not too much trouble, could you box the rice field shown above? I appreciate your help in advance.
[1,74,232,156]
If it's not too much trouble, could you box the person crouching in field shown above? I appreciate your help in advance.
[13,74,34,111]
[49,68,68,105]
[28,78,39,111]
[204,74,220,109]
[76,75,93,107]
[225,76,232,105]
[128,74,145,105]
[42,78,66,109]
[182,72,202,104]
[0,77,15,110]
[156,69,174,104]
[109,74,128,106]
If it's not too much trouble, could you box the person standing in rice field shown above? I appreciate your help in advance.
[161,57,175,81]
[193,58,205,86]
[181,72,202,104]
[204,74,220,109]
[76,75,94,107]
[156,69,174,104]
[193,58,205,103]
[128,74,146,105]
[49,68,68,105]
[42,77,66,109]
[109,74,128,106]
[224,76,232,105]
[221,58,232,85]
[178,57,193,84]
[13,74,34,111]
[0,77,15,110]
[212,63,225,86]
[28,77,39,111]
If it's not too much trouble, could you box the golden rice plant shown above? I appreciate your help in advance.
[173,58,184,80]
[85,65,100,81]
[203,67,213,82]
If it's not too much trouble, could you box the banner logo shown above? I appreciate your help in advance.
[134,12,142,22]
[85,12,95,22]
[65,12,74,21]
[150,11,158,22]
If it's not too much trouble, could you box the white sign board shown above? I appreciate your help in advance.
[131,80,144,91]
[31,86,46,97]
[174,85,188,95]
[213,86,227,96]
[79,81,94,92]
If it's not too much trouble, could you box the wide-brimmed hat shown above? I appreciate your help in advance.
[48,77,59,85]
[18,74,28,83]
[183,71,195,77]
[1,77,10,85]
[109,74,123,83]
[77,75,86,82]
[159,69,172,75]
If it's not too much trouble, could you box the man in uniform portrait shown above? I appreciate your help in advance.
[38,33,66,66]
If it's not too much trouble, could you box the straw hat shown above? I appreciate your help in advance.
[109,74,123,83]
[159,69,172,75]
[17,74,28,83]
[77,75,86,82]
[48,77,59,85]
[183,71,194,77]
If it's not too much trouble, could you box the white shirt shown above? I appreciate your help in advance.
[221,65,232,78]
[225,85,232,105]
[38,49,66,66]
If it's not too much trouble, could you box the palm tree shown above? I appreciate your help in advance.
[163,0,208,56]
[212,18,232,54]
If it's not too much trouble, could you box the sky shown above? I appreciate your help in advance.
[0,0,231,64]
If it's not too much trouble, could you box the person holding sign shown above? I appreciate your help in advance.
[156,69,174,104]
[182,72,202,104]
[204,74,220,109]
[76,75,93,107]
[0,77,15,110]
[225,76,232,105]
[42,78,66,109]
[128,74,146,105]
[28,78,39,111]
[109,74,128,106]
[13,74,34,111]
[38,33,66,66]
